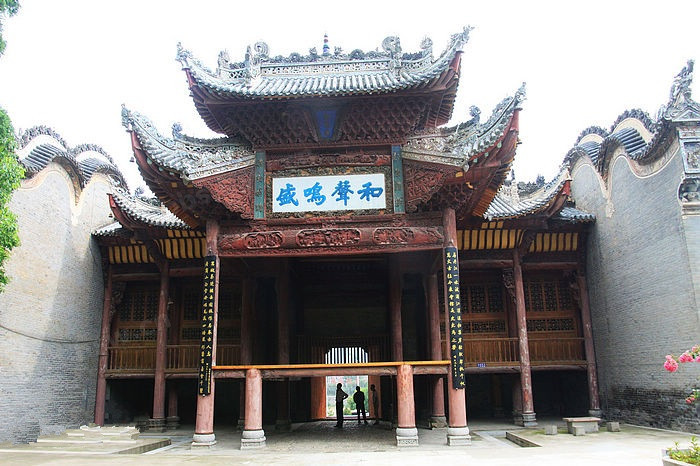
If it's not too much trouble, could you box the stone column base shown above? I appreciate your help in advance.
[240,429,266,449]
[395,427,419,446]
[446,426,471,446]
[165,416,180,430]
[430,415,447,428]
[192,433,216,446]
[588,409,602,418]
[513,411,538,427]
[147,418,165,432]
[521,412,537,427]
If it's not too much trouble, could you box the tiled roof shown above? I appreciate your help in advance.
[402,83,525,168]
[484,170,592,222]
[121,106,255,181]
[110,188,189,229]
[16,126,127,189]
[567,60,699,173]
[177,28,472,99]
[93,221,127,237]
[554,206,595,223]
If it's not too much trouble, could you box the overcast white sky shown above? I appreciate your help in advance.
[0,0,698,189]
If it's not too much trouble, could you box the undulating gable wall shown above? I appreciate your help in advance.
[0,163,112,443]
[570,143,700,431]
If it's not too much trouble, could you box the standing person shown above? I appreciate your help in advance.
[335,383,348,428]
[370,384,379,424]
[354,386,368,425]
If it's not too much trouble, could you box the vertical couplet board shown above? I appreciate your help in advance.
[198,255,217,395]
[445,246,465,389]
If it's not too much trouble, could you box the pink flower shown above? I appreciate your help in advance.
[664,356,679,372]
[679,352,693,363]
[695,355,700,363]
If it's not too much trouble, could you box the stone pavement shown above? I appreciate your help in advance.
[0,418,697,465]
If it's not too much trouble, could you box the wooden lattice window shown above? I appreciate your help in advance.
[524,277,578,335]
[115,285,159,343]
[461,280,507,336]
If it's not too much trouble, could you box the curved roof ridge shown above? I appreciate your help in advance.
[574,126,608,146]
[484,169,569,221]
[17,125,128,189]
[610,108,657,134]
[176,28,472,99]
[403,83,525,169]
[566,60,698,175]
[17,125,69,151]
[111,186,189,230]
[121,105,255,181]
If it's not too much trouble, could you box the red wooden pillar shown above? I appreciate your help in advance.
[193,219,220,445]
[395,364,418,446]
[426,272,446,427]
[241,368,266,449]
[442,208,470,446]
[389,255,403,362]
[239,277,255,429]
[151,261,170,431]
[166,383,179,429]
[577,269,601,416]
[512,249,537,427]
[94,266,113,426]
[276,260,291,430]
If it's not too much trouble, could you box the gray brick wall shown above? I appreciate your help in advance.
[0,165,112,443]
[571,149,700,432]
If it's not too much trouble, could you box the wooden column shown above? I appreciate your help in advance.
[276,260,290,430]
[426,272,446,427]
[577,269,601,416]
[241,368,266,449]
[151,261,170,430]
[389,255,403,362]
[512,249,537,427]
[239,277,255,429]
[166,383,179,429]
[442,208,470,446]
[193,219,220,445]
[395,364,418,446]
[94,266,113,426]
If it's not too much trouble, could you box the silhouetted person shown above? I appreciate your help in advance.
[354,386,368,425]
[370,384,379,424]
[335,383,348,428]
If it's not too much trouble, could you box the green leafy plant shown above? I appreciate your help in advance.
[667,437,700,465]
[0,106,23,291]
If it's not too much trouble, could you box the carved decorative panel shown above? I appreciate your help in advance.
[297,229,361,247]
[193,167,254,218]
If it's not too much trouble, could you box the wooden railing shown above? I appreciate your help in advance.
[107,344,240,372]
[295,335,390,364]
[106,337,584,373]
[460,337,586,366]
[463,338,519,365]
[529,337,585,363]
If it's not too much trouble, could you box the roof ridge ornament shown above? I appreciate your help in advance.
[245,42,269,83]
[660,59,695,120]
[382,36,402,75]
[452,26,474,52]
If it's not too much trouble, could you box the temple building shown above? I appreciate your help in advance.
[1,29,697,446]
[93,28,601,447]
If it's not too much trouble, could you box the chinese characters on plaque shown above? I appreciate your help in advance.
[272,174,386,213]
[198,255,216,396]
[445,246,465,389]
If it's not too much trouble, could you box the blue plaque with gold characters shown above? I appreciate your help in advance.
[445,246,465,389]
